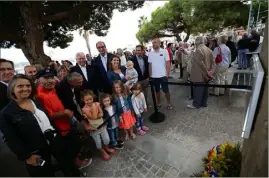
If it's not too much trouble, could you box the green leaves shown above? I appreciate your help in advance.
[136,0,260,43]
[0,1,145,49]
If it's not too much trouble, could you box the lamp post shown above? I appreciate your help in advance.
[247,0,253,35]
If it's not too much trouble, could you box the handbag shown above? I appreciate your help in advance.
[215,47,222,64]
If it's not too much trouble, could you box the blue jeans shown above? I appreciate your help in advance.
[107,127,119,146]
[238,49,248,68]
[135,115,144,130]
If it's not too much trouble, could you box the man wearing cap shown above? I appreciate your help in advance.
[36,69,92,175]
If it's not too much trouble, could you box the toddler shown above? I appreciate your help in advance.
[112,80,136,140]
[131,83,149,135]
[82,90,115,161]
[125,60,138,88]
[101,94,124,149]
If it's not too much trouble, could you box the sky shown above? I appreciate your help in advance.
[1,1,167,64]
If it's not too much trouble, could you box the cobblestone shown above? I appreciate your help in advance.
[82,71,246,177]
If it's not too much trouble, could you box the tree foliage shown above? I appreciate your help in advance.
[136,0,252,43]
[0,1,144,64]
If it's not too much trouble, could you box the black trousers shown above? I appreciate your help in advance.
[192,81,209,108]
[50,132,81,177]
[25,149,55,177]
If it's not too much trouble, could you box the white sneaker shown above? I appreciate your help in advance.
[187,104,197,109]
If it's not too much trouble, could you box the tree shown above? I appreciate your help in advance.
[136,1,185,43]
[79,29,92,56]
[138,16,148,29]
[136,1,250,44]
[0,1,144,65]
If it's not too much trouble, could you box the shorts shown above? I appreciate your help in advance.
[152,77,169,93]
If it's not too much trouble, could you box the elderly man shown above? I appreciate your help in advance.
[36,69,91,176]
[148,37,172,110]
[24,65,37,82]
[93,41,114,94]
[187,36,215,109]
[116,48,127,67]
[70,52,99,96]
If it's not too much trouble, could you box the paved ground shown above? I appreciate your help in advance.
[83,68,248,177]
[0,68,248,177]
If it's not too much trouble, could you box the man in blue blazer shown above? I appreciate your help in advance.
[93,41,114,94]
[130,45,149,99]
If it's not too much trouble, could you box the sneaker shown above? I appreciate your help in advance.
[102,153,111,161]
[78,158,92,170]
[106,148,116,154]
[142,126,149,131]
[187,104,197,109]
[137,129,146,136]
[114,143,124,150]
[117,140,124,145]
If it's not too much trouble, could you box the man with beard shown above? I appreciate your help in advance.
[24,65,37,83]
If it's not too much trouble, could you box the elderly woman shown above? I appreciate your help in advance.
[187,36,215,109]
[107,55,126,85]
[57,65,69,81]
[211,35,231,96]
[116,48,127,67]
[0,74,81,176]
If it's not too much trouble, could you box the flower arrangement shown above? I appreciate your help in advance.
[192,142,242,177]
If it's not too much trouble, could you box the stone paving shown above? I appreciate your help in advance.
[0,68,248,177]
[83,69,248,177]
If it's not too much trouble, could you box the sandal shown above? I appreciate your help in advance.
[167,105,173,110]
[157,104,161,110]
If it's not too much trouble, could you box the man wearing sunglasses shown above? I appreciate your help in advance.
[93,41,114,94]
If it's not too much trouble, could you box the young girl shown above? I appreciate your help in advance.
[125,60,138,88]
[81,90,115,161]
[131,83,149,135]
[101,94,124,149]
[112,80,136,140]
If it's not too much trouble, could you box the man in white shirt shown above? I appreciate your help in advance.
[148,37,173,110]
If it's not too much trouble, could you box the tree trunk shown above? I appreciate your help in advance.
[240,18,268,177]
[175,34,182,42]
[19,2,51,66]
[184,29,191,42]
[85,38,92,56]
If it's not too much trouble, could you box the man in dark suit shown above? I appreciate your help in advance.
[130,45,150,99]
[0,59,15,111]
[93,41,113,94]
[56,72,85,122]
[70,52,99,96]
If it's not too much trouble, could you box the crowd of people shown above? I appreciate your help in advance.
[0,28,261,177]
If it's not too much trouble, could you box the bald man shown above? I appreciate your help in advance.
[24,65,37,82]
[69,52,100,96]
[92,41,114,94]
